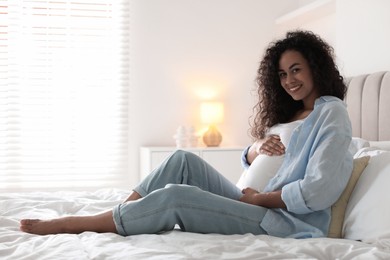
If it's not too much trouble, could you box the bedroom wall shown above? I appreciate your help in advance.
[335,0,390,77]
[127,0,300,187]
[273,0,390,77]
[274,0,336,46]
[125,0,390,188]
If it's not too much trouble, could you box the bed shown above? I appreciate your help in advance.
[1,71,390,259]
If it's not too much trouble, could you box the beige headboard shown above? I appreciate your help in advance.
[345,71,390,141]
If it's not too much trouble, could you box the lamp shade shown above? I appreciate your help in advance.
[200,102,224,125]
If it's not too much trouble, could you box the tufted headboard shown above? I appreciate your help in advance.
[345,71,390,141]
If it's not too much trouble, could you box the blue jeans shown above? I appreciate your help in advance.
[113,150,268,236]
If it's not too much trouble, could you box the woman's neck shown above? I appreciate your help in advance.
[289,108,312,122]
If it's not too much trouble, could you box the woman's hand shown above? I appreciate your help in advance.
[246,135,285,164]
[239,188,261,206]
[257,135,285,156]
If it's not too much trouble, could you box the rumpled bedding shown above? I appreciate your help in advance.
[1,189,390,260]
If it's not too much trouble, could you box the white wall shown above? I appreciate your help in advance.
[274,0,336,45]
[274,0,390,77]
[127,0,300,187]
[336,0,390,77]
[125,0,390,188]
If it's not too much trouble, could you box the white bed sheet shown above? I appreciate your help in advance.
[1,189,390,260]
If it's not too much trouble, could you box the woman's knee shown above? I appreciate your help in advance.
[165,150,190,169]
[170,150,197,162]
[162,184,202,203]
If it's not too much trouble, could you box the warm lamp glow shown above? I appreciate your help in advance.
[200,102,224,147]
[200,102,224,124]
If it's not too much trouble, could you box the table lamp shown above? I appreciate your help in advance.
[200,102,224,147]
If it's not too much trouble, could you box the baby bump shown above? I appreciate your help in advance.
[236,154,284,192]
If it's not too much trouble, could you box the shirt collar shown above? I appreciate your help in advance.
[314,96,344,108]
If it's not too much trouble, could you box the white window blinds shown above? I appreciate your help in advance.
[0,0,130,191]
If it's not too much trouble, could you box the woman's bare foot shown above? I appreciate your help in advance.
[20,218,72,235]
[20,211,118,235]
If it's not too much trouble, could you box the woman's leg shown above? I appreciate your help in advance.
[20,150,244,235]
[134,150,242,200]
[124,150,228,202]
[20,210,117,235]
[114,184,268,236]
[21,184,265,236]
[123,190,142,202]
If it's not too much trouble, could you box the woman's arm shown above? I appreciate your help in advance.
[239,187,286,208]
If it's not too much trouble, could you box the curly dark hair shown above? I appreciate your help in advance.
[250,30,347,140]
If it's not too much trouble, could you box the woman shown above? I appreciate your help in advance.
[20,30,353,239]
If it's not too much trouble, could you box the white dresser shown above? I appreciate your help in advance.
[140,146,246,184]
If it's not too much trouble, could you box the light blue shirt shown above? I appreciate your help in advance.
[242,96,353,238]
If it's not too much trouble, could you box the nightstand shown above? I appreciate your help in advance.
[140,146,245,184]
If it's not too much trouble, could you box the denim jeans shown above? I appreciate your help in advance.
[112,150,268,236]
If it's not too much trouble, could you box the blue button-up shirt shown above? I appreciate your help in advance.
[242,96,353,238]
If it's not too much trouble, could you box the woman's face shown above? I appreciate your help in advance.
[278,50,320,109]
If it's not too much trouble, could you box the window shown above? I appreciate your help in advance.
[0,0,130,191]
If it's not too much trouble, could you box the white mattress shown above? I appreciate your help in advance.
[1,189,390,260]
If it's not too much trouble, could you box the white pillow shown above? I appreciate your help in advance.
[353,146,388,158]
[368,141,390,151]
[349,137,370,156]
[342,150,390,242]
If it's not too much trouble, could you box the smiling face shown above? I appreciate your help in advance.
[278,50,320,109]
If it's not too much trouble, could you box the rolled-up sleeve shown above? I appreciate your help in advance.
[241,145,251,169]
[281,181,313,214]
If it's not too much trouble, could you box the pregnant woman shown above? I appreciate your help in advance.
[20,30,353,239]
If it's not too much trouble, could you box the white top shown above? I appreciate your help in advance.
[236,120,303,192]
